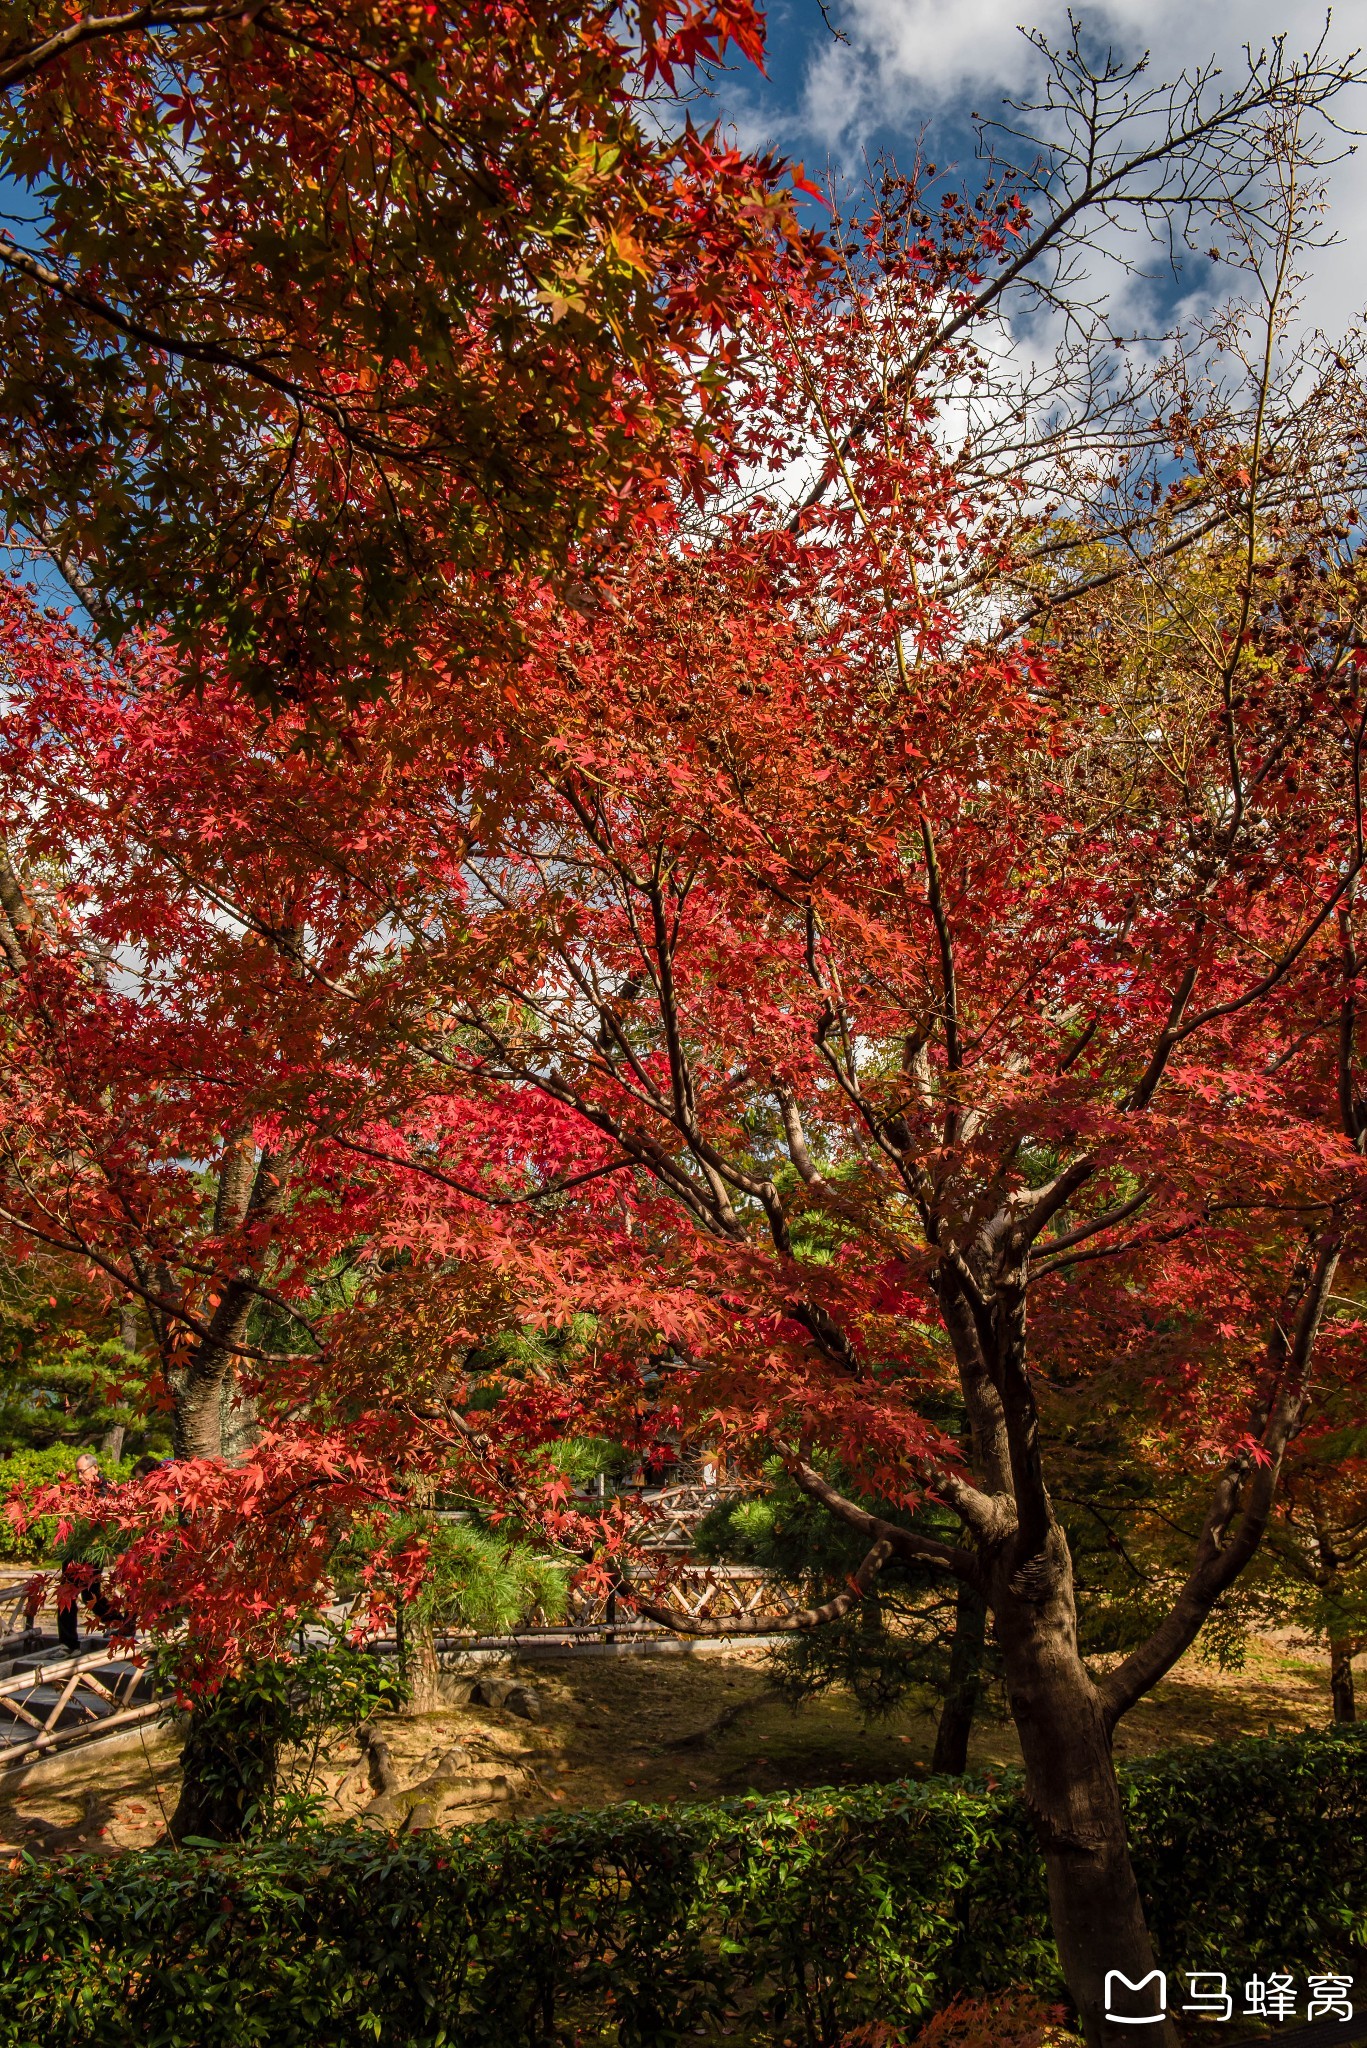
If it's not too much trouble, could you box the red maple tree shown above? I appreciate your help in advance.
[3,57,1367,2045]
[0,574,632,1674]
[280,202,1364,2039]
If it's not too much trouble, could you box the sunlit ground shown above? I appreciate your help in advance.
[0,1631,1333,1858]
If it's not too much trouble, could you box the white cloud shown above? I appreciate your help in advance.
[786,0,1367,338]
[800,0,1357,137]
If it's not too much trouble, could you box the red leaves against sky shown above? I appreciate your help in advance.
[0,167,1364,1675]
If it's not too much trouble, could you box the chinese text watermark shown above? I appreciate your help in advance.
[1103,1968,1355,2026]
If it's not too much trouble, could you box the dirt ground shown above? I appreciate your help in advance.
[0,1630,1337,1858]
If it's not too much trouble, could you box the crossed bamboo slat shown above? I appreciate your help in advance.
[0,1647,162,1772]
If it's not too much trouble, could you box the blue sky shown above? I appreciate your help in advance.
[701,0,1367,339]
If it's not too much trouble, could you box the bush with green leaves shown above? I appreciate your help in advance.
[3,1725,1365,2047]
[168,1644,407,1844]
[0,1443,136,1563]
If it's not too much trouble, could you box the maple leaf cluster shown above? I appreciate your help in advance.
[0,0,821,708]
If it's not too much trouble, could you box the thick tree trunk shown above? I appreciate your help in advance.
[219,1374,260,1461]
[171,1359,260,1462]
[992,1544,1177,2048]
[931,1580,986,1775]
[1331,1634,1357,1723]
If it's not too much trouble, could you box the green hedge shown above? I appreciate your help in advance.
[2,1728,1365,2048]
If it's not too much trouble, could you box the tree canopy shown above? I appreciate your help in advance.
[0,0,816,706]
[3,26,1367,2047]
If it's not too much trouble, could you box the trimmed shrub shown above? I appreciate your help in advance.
[1122,1727,1367,1972]
[0,1727,1364,2047]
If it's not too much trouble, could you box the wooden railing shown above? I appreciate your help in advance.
[0,1580,32,1644]
[0,1646,160,1772]
[631,1483,746,1550]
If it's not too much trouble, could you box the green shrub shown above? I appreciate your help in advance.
[168,1646,408,1842]
[1121,1727,1367,1972]
[0,1445,133,1562]
[0,1726,1364,2047]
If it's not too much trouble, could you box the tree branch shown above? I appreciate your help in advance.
[791,1459,984,1579]
[0,4,266,93]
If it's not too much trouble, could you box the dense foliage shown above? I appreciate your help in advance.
[1,1727,1363,2047]
[3,28,1367,2041]
[0,0,817,707]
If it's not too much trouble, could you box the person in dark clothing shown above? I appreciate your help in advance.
[56,1454,113,1652]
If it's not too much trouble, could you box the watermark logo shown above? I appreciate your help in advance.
[1183,1972,1233,2022]
[1103,1970,1167,2025]
[1104,1968,1355,2026]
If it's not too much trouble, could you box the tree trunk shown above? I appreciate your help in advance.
[167,1139,282,1464]
[931,1581,986,1775]
[396,1596,444,1715]
[992,1544,1177,2048]
[393,1471,444,1712]
[219,1373,259,1462]
[171,1362,226,1460]
[1330,1633,1357,1723]
[170,1692,281,1843]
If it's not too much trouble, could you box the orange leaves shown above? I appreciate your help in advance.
[0,0,824,713]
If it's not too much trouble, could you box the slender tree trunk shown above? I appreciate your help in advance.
[404,1616,443,1714]
[931,1581,987,1775]
[991,1544,1177,2048]
[1330,1633,1357,1723]
[393,1472,446,1712]
[171,1364,226,1460]
[395,1595,444,1715]
[167,1137,282,1462]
